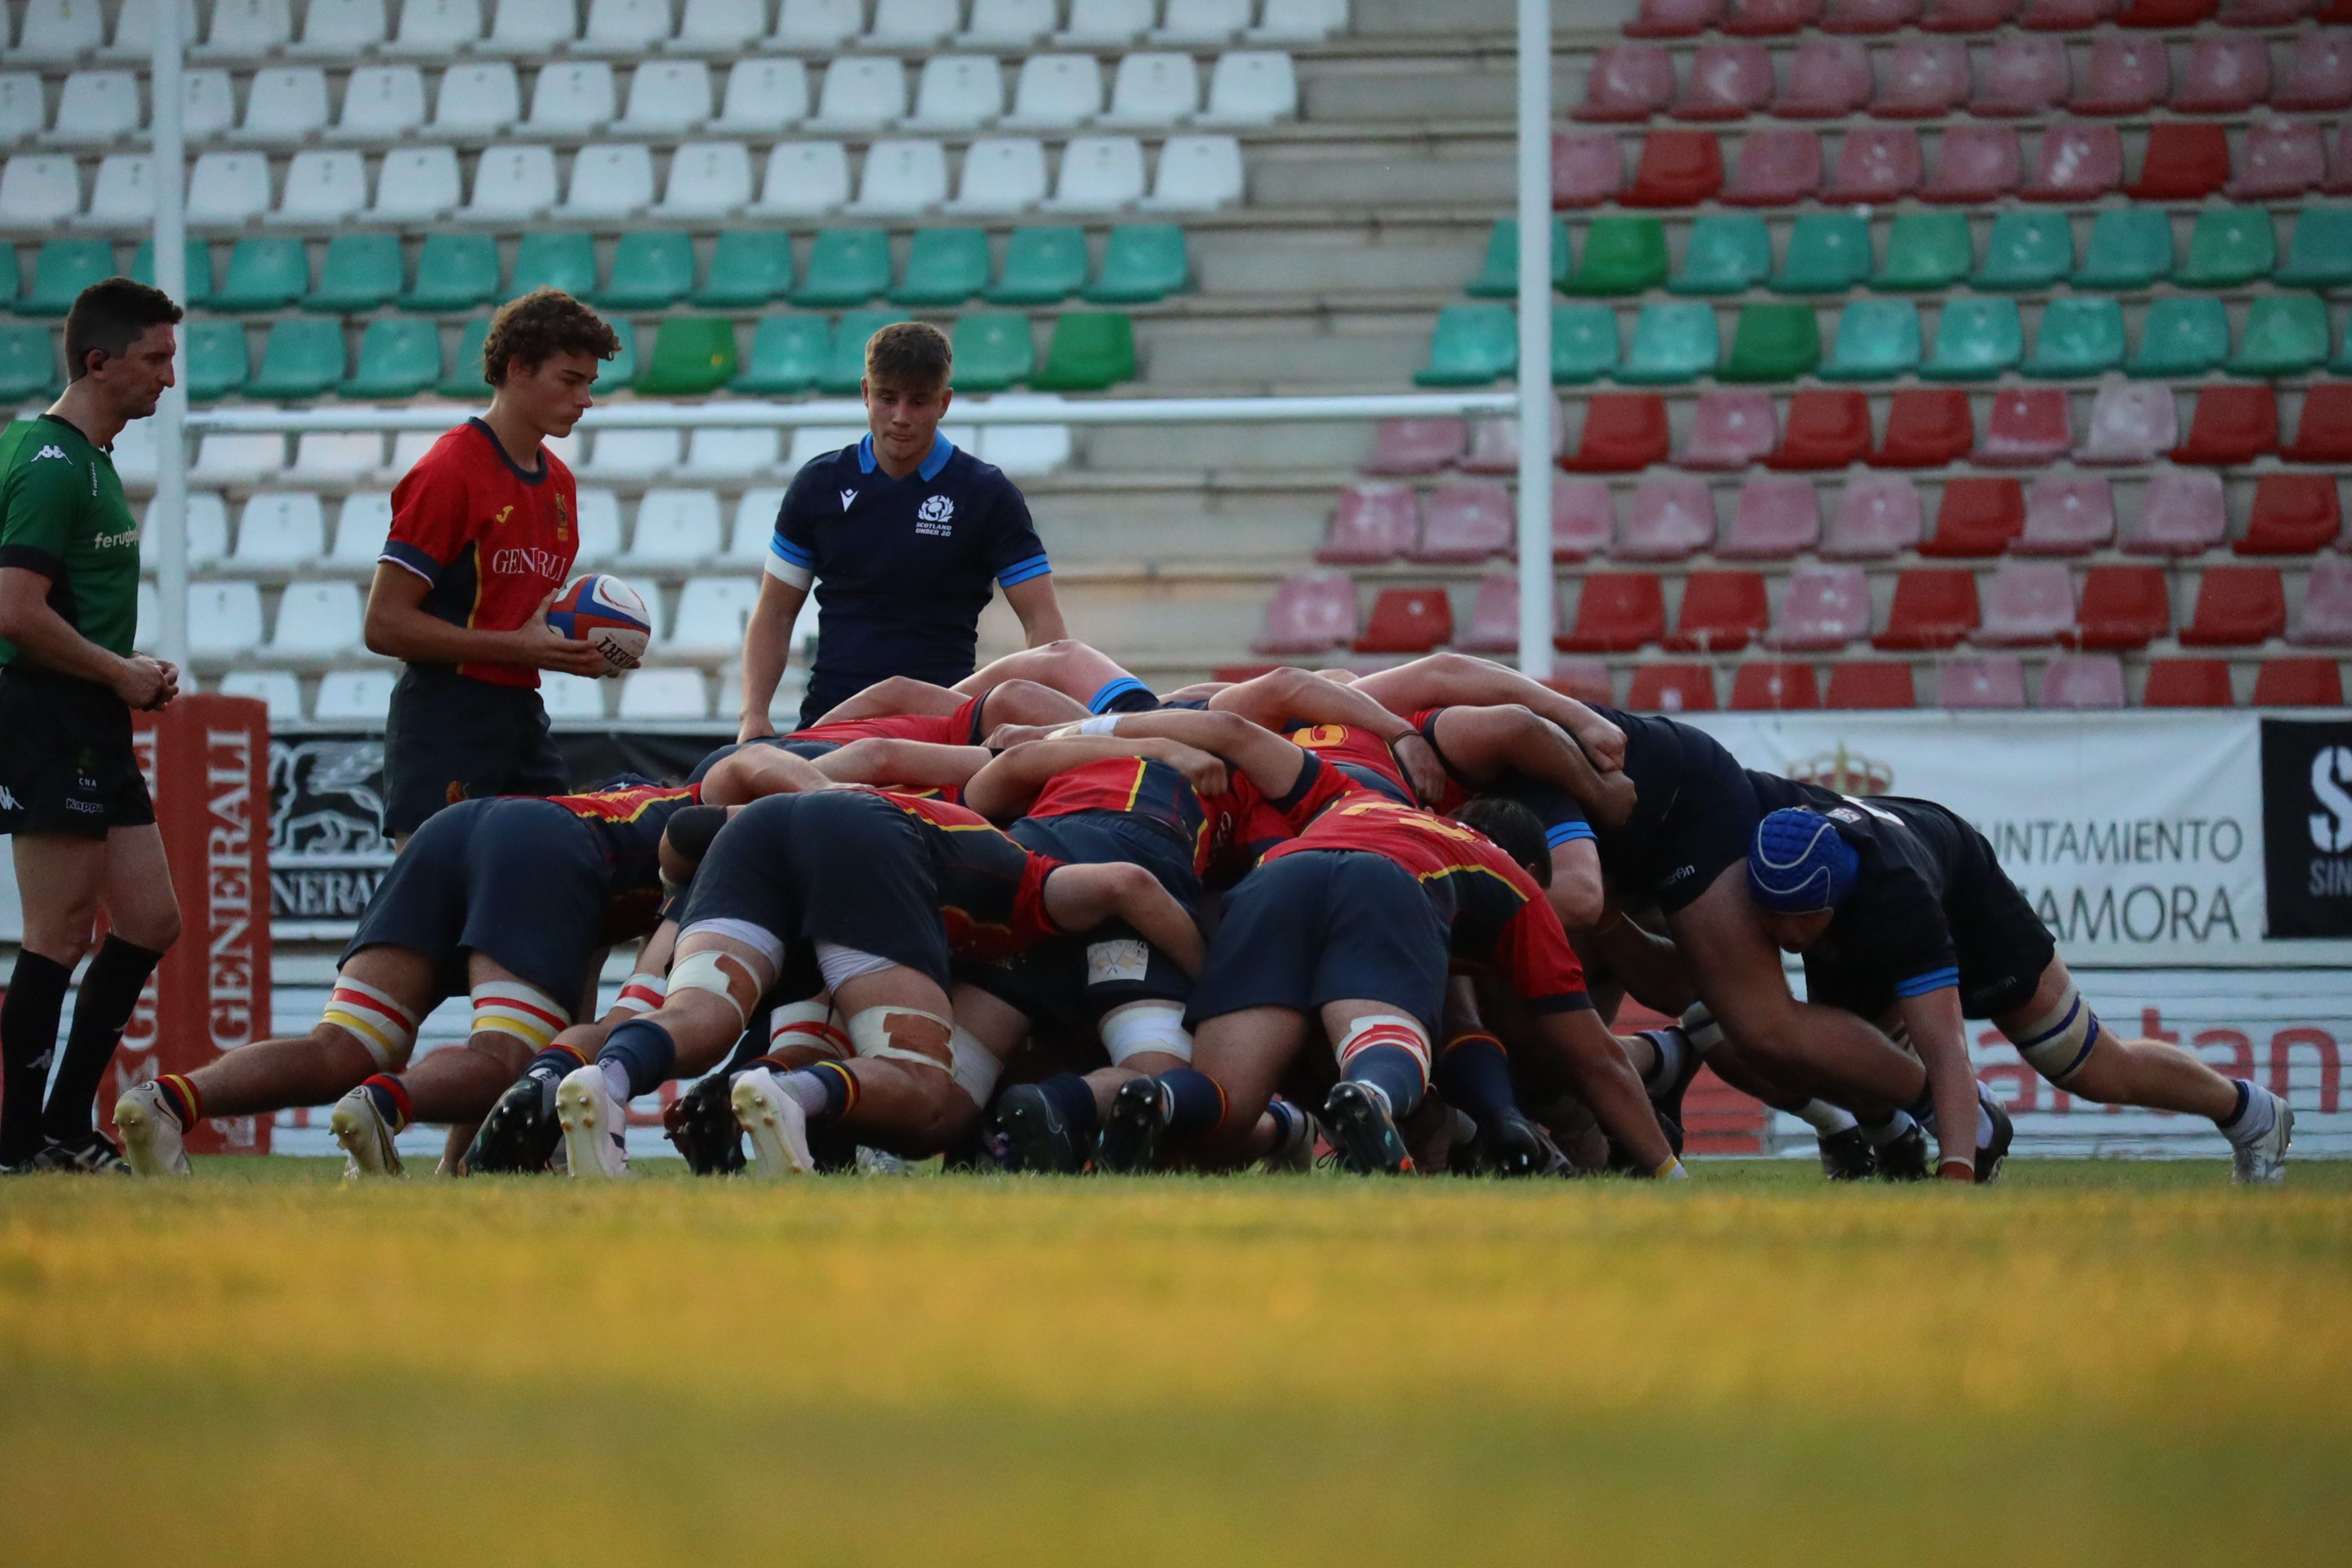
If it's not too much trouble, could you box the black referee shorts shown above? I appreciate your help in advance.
[0,665,154,839]
[382,665,570,838]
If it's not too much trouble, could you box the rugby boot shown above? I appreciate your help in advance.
[1481,1106,1554,1178]
[29,1131,130,1174]
[1975,1094,2014,1185]
[555,1066,632,1179]
[328,1088,403,1179]
[729,1067,817,1178]
[1261,1108,1322,1174]
[1816,1125,1876,1181]
[1321,1081,1415,1175]
[111,1083,191,1177]
[464,1071,565,1174]
[1094,1076,1169,1174]
[2231,1086,2294,1186]
[665,1072,747,1175]
[1873,1121,1931,1182]
[995,1082,1092,1174]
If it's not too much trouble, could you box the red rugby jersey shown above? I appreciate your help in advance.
[862,787,1064,960]
[790,692,983,749]
[1283,722,1413,804]
[382,420,581,688]
[544,781,700,943]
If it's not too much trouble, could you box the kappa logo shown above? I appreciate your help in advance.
[917,495,955,524]
[33,444,67,462]
[840,488,858,511]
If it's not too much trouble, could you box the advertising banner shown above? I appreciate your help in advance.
[2260,716,2352,941]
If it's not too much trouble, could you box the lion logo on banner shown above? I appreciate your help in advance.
[269,738,391,856]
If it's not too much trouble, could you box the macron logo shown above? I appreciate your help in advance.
[33,445,67,462]
[839,489,858,512]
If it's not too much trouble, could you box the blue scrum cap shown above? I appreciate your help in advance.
[1747,808,1859,915]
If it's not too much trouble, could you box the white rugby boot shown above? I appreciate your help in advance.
[111,1083,191,1177]
[729,1068,817,1178]
[556,1065,632,1179]
[2230,1086,2293,1186]
[327,1088,404,1179]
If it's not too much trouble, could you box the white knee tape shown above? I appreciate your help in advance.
[678,918,787,972]
[322,978,422,1072]
[847,1006,957,1076]
[2011,985,2101,1081]
[1333,1013,1432,1081]
[950,1026,1001,1109]
[470,979,570,1052]
[1098,1000,1193,1066]
[670,949,756,1029]
[1680,1002,1725,1055]
[816,941,899,992]
[612,973,667,1017]
[769,998,850,1059]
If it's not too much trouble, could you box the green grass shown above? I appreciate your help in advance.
[3,1160,2348,1566]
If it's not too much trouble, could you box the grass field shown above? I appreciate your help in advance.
[3,1157,2348,1567]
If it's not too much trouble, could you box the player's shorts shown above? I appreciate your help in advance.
[685,735,839,786]
[1807,828,2056,1022]
[0,666,154,839]
[967,812,1200,1027]
[1183,848,1451,1036]
[342,795,609,1010]
[676,789,954,990]
[382,666,569,838]
[1609,719,1758,916]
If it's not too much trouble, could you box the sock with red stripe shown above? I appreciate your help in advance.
[772,1059,858,1122]
[1432,1032,1513,1120]
[522,1043,587,1089]
[1343,1045,1426,1118]
[1,950,70,1165]
[1156,1068,1225,1137]
[154,1074,203,1132]
[358,1073,411,1133]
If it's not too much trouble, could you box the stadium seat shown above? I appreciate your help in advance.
[1774,38,1873,118]
[683,429,778,479]
[2173,33,2272,114]
[853,139,952,216]
[2063,563,2171,652]
[1823,299,1922,380]
[1455,573,1528,654]
[1972,211,2073,293]
[1667,570,1770,652]
[1459,411,1561,474]
[1156,0,1252,42]
[2276,28,2352,111]
[1720,477,1821,558]
[555,144,654,222]
[2178,208,2277,289]
[811,58,906,131]
[906,55,1003,129]
[1875,212,1972,292]
[1048,135,1149,210]
[184,320,250,403]
[1031,311,1133,390]
[1364,418,1466,476]
[1876,567,1980,647]
[244,318,344,402]
[1144,135,1245,211]
[310,234,403,317]
[2015,475,2115,555]
[1560,573,1667,652]
[625,491,725,569]
[1722,305,1820,382]
[1730,660,1821,711]
[792,230,890,308]
[462,144,558,222]
[308,670,394,724]
[14,0,106,59]
[2255,657,2345,705]
[48,70,140,146]
[596,231,696,314]
[1253,572,1357,654]
[397,235,496,315]
[1565,217,1666,297]
[1677,390,1779,469]
[1826,660,1917,707]
[424,317,485,399]
[2124,122,2230,204]
[1674,43,1776,122]
[181,70,235,140]
[2285,383,2352,464]
[2119,468,2224,557]
[2229,121,2327,202]
[715,60,809,130]
[527,61,618,136]
[289,433,379,482]
[572,490,624,563]
[680,233,790,312]
[2239,474,2342,555]
[2181,565,2288,645]
[1536,303,1612,384]
[1200,50,1298,125]
[1415,305,1516,387]
[1821,127,1921,203]
[188,582,264,659]
[1877,40,1975,122]
[1726,0,1825,30]
[1971,34,2070,116]
[1618,476,1718,560]
[2128,298,2230,380]
[1921,476,2024,557]
[1003,53,1101,128]
[1317,484,1419,564]
[636,317,737,397]
[21,240,112,316]
[360,147,460,225]
[2073,32,2168,114]
[1627,663,1717,712]
[656,142,753,220]
[2020,123,2122,202]
[1104,52,1200,124]
[1622,302,1720,385]
[2274,208,2352,293]
[2071,378,2174,466]
[721,488,786,563]
[1973,387,2071,467]
[2023,296,2124,381]
[2174,384,2278,465]
[1720,128,1823,207]
[1551,131,1625,208]
[755,143,853,218]
[1623,130,1725,207]
[2230,296,2330,379]
[186,152,271,226]
[1821,473,1924,558]
[1083,224,1186,304]
[2144,657,2237,706]
[732,315,827,395]
[1772,565,1875,652]
[341,318,439,400]
[1768,388,1873,469]
[291,0,385,51]
[385,0,478,52]
[948,311,1036,391]
[1919,125,2021,206]
[1552,481,1616,560]
[1467,217,1571,300]
[892,229,992,309]
[1921,298,2021,381]
[75,153,155,229]
[1628,0,1723,33]
[1940,656,2028,709]
[1671,213,1772,296]
[212,238,307,314]
[269,582,364,660]
[981,226,1085,305]
[199,0,289,55]
[614,670,708,722]
[1826,0,1921,28]
[582,423,678,480]
[1772,213,1872,294]
[509,234,594,302]
[1564,394,1671,472]
[1576,46,1675,122]
[944,137,1046,214]
[1353,586,1453,654]
[2038,653,2124,709]
[773,0,859,45]
[814,309,907,395]
[242,66,332,144]
[166,495,232,567]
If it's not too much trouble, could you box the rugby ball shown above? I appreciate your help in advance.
[548,573,652,676]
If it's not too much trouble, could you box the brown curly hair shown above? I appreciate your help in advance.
[480,287,621,387]
[864,320,952,390]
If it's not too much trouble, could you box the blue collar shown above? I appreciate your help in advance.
[856,431,954,482]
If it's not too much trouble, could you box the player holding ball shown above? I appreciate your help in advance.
[361,288,625,841]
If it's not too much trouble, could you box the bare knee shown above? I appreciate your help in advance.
[113,900,181,953]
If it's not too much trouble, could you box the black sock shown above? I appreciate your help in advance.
[2,951,72,1163]
[1158,1068,1225,1136]
[599,1019,678,1101]
[1038,1071,1100,1135]
[1432,1033,1514,1120]
[44,937,165,1143]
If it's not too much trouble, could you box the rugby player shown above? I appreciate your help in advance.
[0,279,184,1174]
[736,322,1068,736]
[362,289,619,841]
[686,674,1083,796]
[1738,788,2293,1184]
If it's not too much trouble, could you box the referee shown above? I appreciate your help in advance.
[736,320,1067,737]
[0,279,185,1173]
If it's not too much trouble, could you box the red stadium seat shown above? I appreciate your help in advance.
[1824,473,1925,558]
[2124,469,2227,556]
[1775,41,1874,119]
[1253,573,1357,654]
[2229,121,2328,201]
[1922,0,2021,28]
[2020,123,2123,201]
[1553,131,1627,208]
[2174,385,2279,466]
[1458,572,1536,653]
[2255,656,2346,705]
[1628,662,1719,711]
[1767,388,1873,469]
[2144,658,2237,706]
[1618,476,1720,560]
[2291,556,2352,645]
[2283,384,2352,463]
[2274,30,2352,113]
[2019,0,2115,25]
[2073,33,2169,113]
[1720,128,1824,206]
[1553,480,1616,560]
[1560,572,1667,652]
[2042,653,2127,708]
[2077,379,2179,465]
[1820,126,1922,202]
[1719,477,1821,559]
[1875,567,1981,648]
[2214,0,2294,19]
[1667,569,1770,652]
[1923,476,2026,556]
[1563,393,1672,471]
[1870,387,1974,468]
[1824,0,1921,28]
[1827,659,1919,707]
[1971,35,2071,115]
[1941,656,2028,708]
[1362,417,1465,475]
[2016,475,2116,556]
[1976,387,2072,467]
[2126,122,2229,201]
[1460,411,1560,475]
[1409,481,1513,563]
[2116,0,2219,24]
[1674,45,1778,122]
[2068,564,2170,649]
[1920,124,2023,202]
[1315,483,1419,564]
[1975,559,2078,645]
[1722,0,1825,32]
[2171,34,2272,113]
[2328,119,2352,195]
[1873,38,1972,118]
[1624,130,1726,206]
[2180,565,2288,646]
[1731,660,1822,710]
[1355,585,1454,654]
[1675,389,1778,470]
[2238,474,2343,555]
[1625,0,1723,35]
[1768,565,1873,650]
[1576,46,1676,123]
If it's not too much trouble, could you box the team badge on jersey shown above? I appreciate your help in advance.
[916,495,956,536]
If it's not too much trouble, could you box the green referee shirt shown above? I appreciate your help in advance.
[0,413,141,670]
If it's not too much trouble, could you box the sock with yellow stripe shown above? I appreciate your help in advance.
[154,1073,203,1132]
[521,1043,586,1090]
[772,1059,859,1122]
[359,1074,411,1133]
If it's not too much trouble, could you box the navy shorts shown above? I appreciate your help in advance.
[966,812,1199,1028]
[382,666,569,838]
[685,736,839,786]
[0,666,154,839]
[1808,833,2056,1023]
[343,796,609,1009]
[1184,849,1451,1036]
[676,790,954,990]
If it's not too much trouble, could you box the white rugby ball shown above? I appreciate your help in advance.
[547,572,653,676]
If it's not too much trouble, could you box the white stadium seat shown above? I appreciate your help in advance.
[75,154,151,228]
[313,670,397,724]
[1059,0,1152,43]
[669,577,760,653]
[675,0,765,49]
[335,67,429,141]
[580,0,675,53]
[1044,134,1144,210]
[293,0,391,55]
[142,493,230,567]
[539,674,609,720]
[271,582,364,656]
[104,0,203,61]
[218,670,304,724]
[271,150,368,224]
[912,56,1006,128]
[0,76,45,146]
[382,431,438,480]
[44,73,140,148]
[331,493,394,565]
[528,63,618,135]
[851,138,948,214]
[586,429,681,477]
[1006,54,1102,128]
[717,60,809,130]
[188,152,273,226]
[432,64,524,137]
[558,143,654,219]
[753,141,850,216]
[1253,0,1345,39]
[1157,0,1251,42]
[683,428,779,476]
[237,68,333,142]
[198,0,292,56]
[965,0,1057,44]
[727,489,785,562]
[387,0,484,53]
[368,146,464,221]
[950,136,1046,212]
[1,155,80,226]
[974,393,1073,474]
[1104,52,1201,126]
[235,494,328,567]
[658,141,753,217]
[574,488,624,565]
[15,0,106,61]
[774,0,863,47]
[618,669,709,720]
[293,433,386,480]
[785,424,865,472]
[462,144,559,221]
[181,71,237,140]
[870,0,960,43]
[813,58,907,130]
[134,585,161,652]
[482,0,579,52]
[192,434,286,484]
[627,489,725,566]
[1201,50,1297,124]
[623,61,712,132]
[1143,132,1242,209]
[109,420,160,484]
[189,582,265,657]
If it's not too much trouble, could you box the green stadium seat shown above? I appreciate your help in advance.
[794,229,892,308]
[1565,216,1668,297]
[733,314,829,395]
[1921,298,2021,381]
[1414,304,1516,386]
[0,324,56,401]
[597,231,695,312]
[1720,303,1820,382]
[20,240,112,317]
[245,317,345,401]
[2229,293,2331,378]
[0,246,16,313]
[2176,208,2276,289]
[511,234,597,300]
[693,231,793,308]
[594,318,638,390]
[890,228,990,307]
[2023,296,2124,379]
[1552,302,1619,384]
[1083,224,1190,304]
[1770,213,1872,295]
[2275,208,2352,291]
[213,237,310,313]
[341,318,440,400]
[1620,301,1719,385]
[131,240,213,309]
[1669,212,1771,297]
[1971,211,2073,292]
[2074,208,2173,291]
[309,234,404,314]
[635,316,737,395]
[986,226,1088,305]
[2128,297,2230,377]
[1465,217,1572,299]
[1820,299,1920,381]
[401,235,500,315]
[2334,319,2352,377]
[185,320,250,403]
[1873,212,1972,293]
[819,309,911,394]
[1031,311,1135,392]
[435,318,492,399]
[948,311,1035,391]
